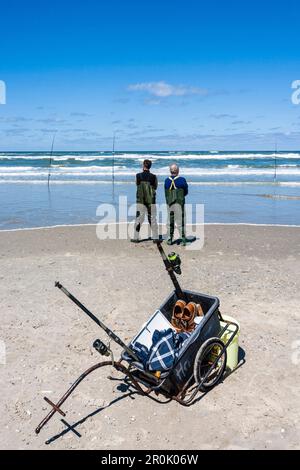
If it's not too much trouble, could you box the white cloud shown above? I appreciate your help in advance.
[128,81,208,98]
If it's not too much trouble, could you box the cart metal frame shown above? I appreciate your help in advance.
[35,242,239,436]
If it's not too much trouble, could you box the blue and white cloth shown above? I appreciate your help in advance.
[131,328,191,372]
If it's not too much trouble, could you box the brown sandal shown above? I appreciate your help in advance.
[171,300,186,331]
[196,303,204,317]
[182,302,198,332]
[171,300,205,333]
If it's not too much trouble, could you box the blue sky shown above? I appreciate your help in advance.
[0,0,300,150]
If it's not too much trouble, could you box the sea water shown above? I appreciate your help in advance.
[0,150,299,229]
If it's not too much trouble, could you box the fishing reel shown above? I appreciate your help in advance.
[93,338,111,357]
[168,252,182,275]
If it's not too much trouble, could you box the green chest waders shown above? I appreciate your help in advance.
[134,181,158,239]
[136,181,156,205]
[165,177,186,240]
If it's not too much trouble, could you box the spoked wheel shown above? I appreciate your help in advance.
[194,337,227,392]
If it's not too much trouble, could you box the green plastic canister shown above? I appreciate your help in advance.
[220,314,240,371]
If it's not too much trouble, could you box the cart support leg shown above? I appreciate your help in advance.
[35,361,146,434]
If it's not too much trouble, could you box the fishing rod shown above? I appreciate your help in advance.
[154,241,186,301]
[112,132,116,200]
[274,141,277,183]
[55,282,139,361]
[47,132,57,188]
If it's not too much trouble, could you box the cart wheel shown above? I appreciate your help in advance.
[194,337,227,392]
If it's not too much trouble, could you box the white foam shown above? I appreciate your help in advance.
[1,152,300,162]
[1,179,300,187]
[1,167,300,178]
[0,179,130,184]
[1,221,299,233]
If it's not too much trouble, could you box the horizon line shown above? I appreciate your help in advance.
[1,149,299,153]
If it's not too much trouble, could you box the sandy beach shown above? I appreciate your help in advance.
[0,224,299,450]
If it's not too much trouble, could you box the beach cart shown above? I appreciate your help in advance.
[35,242,239,436]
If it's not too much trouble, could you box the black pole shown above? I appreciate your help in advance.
[274,142,277,183]
[155,242,186,300]
[112,133,115,200]
[47,132,57,188]
[55,282,139,361]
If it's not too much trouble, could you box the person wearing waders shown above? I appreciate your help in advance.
[131,159,159,243]
[164,163,188,246]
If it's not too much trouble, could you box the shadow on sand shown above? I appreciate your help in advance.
[44,349,246,445]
